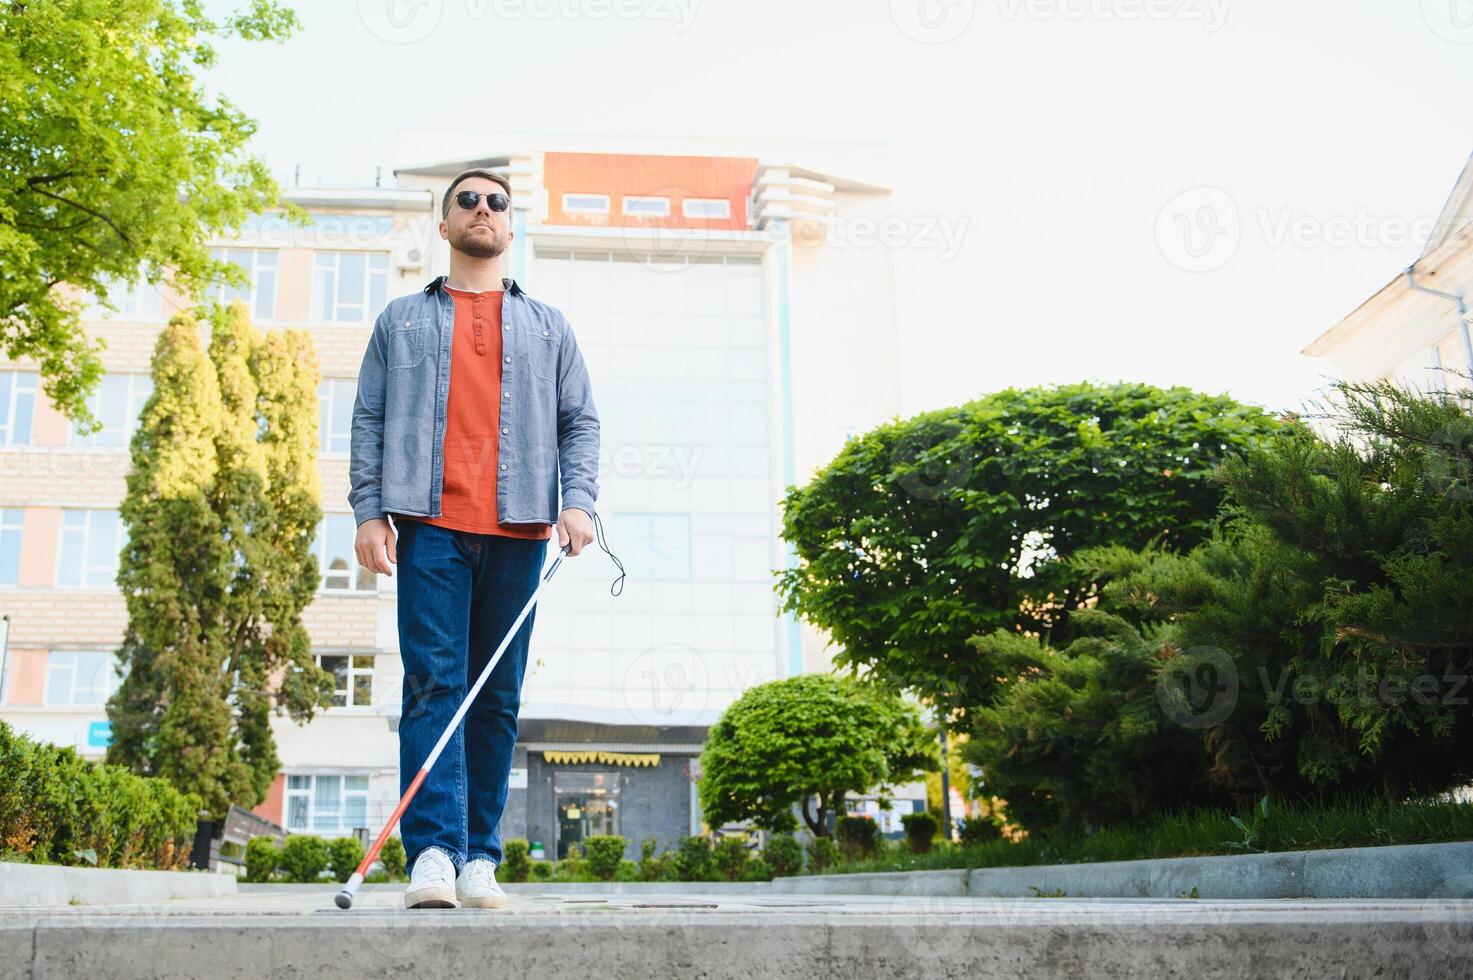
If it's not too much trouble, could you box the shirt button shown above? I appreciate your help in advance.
[500,463,508,471]
[542,329,550,337]
[503,391,510,399]
[503,355,511,363]
[501,427,509,434]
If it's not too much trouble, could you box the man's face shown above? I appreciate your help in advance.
[441,177,512,259]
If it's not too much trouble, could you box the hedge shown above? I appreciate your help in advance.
[0,719,200,870]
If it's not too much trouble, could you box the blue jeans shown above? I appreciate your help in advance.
[394,518,548,875]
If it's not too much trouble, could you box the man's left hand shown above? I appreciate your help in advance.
[557,507,594,556]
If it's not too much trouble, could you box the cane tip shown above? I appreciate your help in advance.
[334,891,353,910]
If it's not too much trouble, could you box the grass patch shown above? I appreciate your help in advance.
[817,793,1473,876]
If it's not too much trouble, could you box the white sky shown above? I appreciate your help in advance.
[202,0,1473,418]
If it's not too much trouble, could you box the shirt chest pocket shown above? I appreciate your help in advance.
[526,327,559,383]
[388,317,430,370]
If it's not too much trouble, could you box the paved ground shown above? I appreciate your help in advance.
[4,885,1472,978]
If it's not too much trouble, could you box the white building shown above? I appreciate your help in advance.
[0,132,907,858]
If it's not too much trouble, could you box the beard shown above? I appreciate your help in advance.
[450,224,507,259]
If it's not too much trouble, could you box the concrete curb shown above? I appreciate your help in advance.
[232,841,1473,901]
[769,841,1473,900]
[0,862,238,907]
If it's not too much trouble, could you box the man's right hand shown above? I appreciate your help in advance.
[355,518,397,577]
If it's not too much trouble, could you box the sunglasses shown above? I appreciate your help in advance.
[454,189,510,213]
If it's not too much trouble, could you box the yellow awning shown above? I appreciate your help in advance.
[542,750,661,767]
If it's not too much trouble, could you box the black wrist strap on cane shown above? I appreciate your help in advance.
[590,510,626,597]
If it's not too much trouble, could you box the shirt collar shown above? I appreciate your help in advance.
[424,275,523,296]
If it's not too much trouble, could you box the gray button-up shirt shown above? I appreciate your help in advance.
[348,275,600,528]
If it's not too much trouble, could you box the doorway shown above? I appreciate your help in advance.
[553,770,621,860]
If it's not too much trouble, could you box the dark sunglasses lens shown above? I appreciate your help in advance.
[455,190,510,212]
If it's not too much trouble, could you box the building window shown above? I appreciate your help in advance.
[314,513,375,592]
[682,198,731,219]
[83,276,166,321]
[317,653,375,708]
[0,509,20,586]
[0,371,37,446]
[57,509,126,588]
[45,650,120,706]
[313,251,389,323]
[284,773,370,835]
[69,374,154,449]
[612,512,691,580]
[622,196,670,218]
[563,193,609,215]
[208,248,278,320]
[318,379,355,455]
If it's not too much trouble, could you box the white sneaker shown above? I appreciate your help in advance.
[404,847,458,909]
[456,858,507,909]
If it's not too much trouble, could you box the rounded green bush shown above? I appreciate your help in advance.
[500,838,531,882]
[379,836,406,879]
[278,834,330,883]
[244,836,280,882]
[328,836,365,883]
[581,835,627,881]
[902,811,938,854]
[713,836,751,881]
[762,834,803,877]
[805,836,840,873]
[836,815,880,861]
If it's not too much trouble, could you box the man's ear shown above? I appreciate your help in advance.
[438,219,449,240]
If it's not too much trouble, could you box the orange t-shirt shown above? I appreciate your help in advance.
[391,285,552,540]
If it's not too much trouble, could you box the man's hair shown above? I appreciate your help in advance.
[441,168,513,219]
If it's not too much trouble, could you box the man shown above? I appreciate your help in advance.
[348,168,600,909]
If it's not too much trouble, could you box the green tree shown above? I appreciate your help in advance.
[961,608,1228,835]
[209,300,329,802]
[0,0,303,432]
[105,313,245,815]
[1104,380,1473,800]
[963,380,1473,831]
[698,674,939,837]
[106,302,331,817]
[775,381,1280,720]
